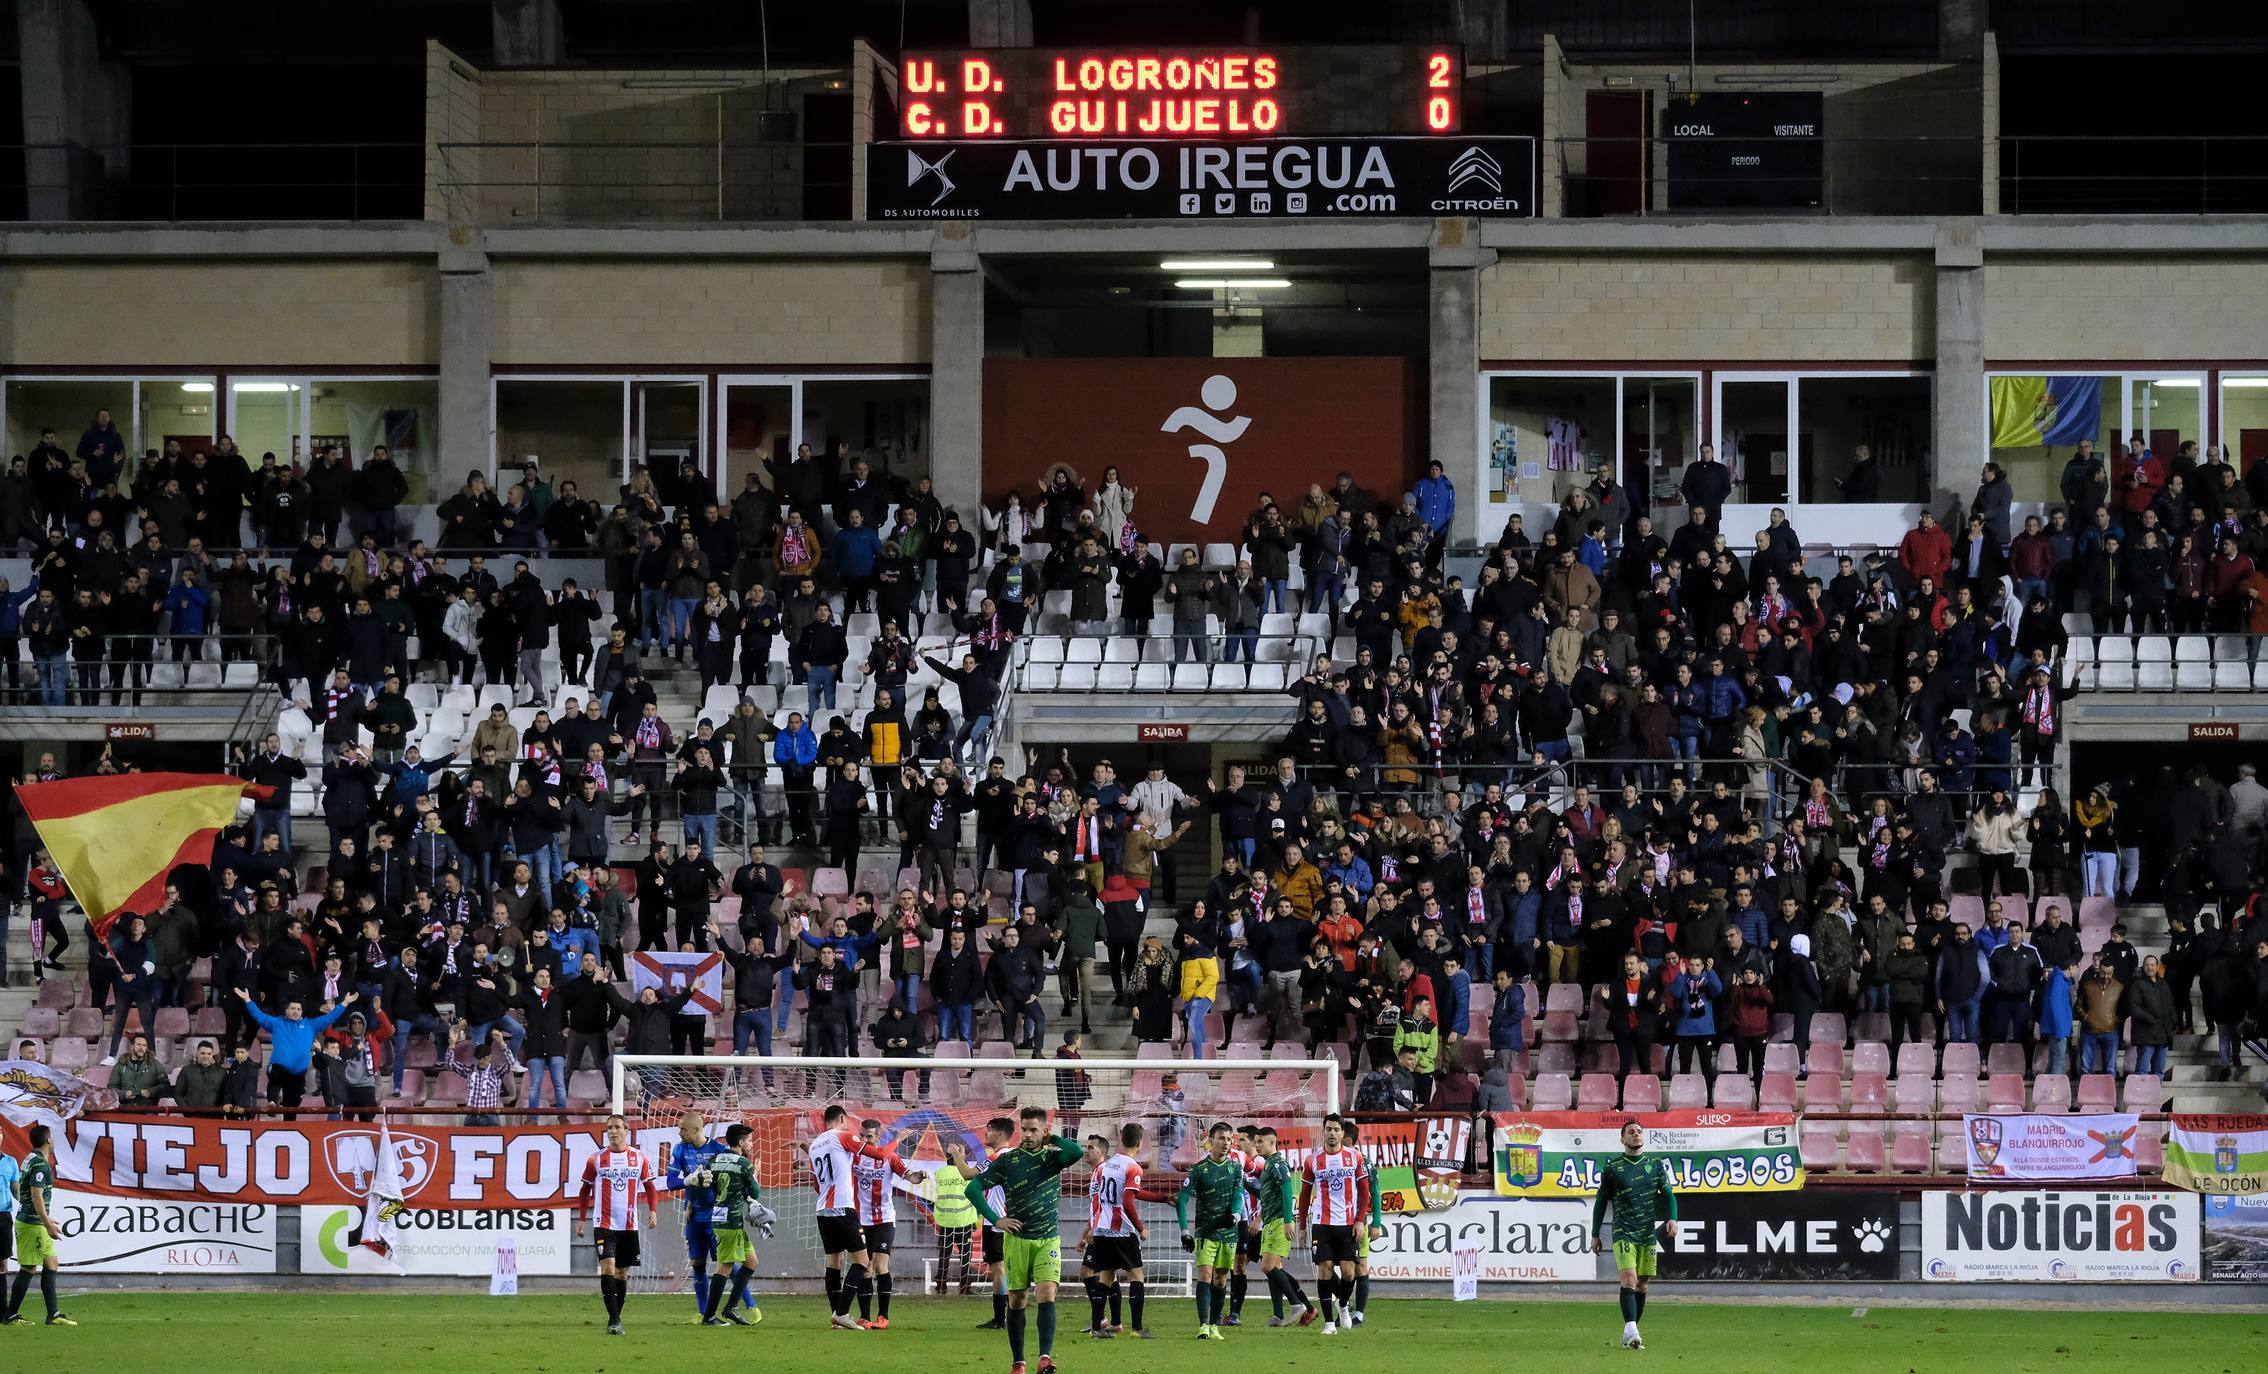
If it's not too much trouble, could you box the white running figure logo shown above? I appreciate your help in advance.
[1159,374,1250,526]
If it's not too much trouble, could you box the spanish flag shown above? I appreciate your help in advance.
[1989,375,2103,448]
[16,772,270,934]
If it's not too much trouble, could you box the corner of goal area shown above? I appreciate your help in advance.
[612,1052,1342,1300]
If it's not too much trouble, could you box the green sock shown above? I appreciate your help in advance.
[1634,1287,1647,1321]
[1619,1286,1636,1322]
[1355,1273,1370,1312]
[1266,1267,1286,1318]
[1195,1281,1212,1325]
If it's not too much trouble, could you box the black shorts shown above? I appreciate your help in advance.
[0,1221,12,1262]
[594,1227,642,1269]
[1313,1225,1359,1263]
[1238,1222,1261,1263]
[982,1226,1005,1264]
[861,1221,896,1255]
[819,1212,866,1256]
[1089,1235,1143,1273]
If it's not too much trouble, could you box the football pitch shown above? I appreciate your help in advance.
[9,1293,2256,1372]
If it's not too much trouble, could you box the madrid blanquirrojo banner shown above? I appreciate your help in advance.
[1491,1111,1802,1198]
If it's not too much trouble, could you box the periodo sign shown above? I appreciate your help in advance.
[900,46,1460,140]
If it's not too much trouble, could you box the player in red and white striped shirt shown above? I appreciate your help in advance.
[809,1103,924,1331]
[572,1115,662,1335]
[853,1117,923,1329]
[1296,1114,1373,1332]
[1077,1122,1151,1338]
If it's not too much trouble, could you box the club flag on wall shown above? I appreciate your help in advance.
[1990,375,2103,448]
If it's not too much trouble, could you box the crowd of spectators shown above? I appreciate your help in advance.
[7,416,2268,1118]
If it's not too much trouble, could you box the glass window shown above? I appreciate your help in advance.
[1487,376,1615,507]
[1620,376,1699,507]
[803,378,931,489]
[228,380,304,469]
[5,378,135,473]
[1718,378,1791,505]
[722,382,795,497]
[634,381,706,504]
[496,380,625,505]
[312,379,442,504]
[1798,375,1931,504]
[138,380,219,479]
[1989,374,2112,504]
[2129,376,2202,467]
[2223,375,2268,475]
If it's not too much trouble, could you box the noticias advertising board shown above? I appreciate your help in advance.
[1922,1190,2199,1281]
[867,135,1535,220]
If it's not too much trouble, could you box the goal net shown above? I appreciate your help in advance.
[611,1054,1341,1299]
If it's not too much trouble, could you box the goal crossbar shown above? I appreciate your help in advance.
[611,1054,1342,1114]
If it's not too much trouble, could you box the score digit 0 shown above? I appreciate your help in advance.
[1426,51,1456,132]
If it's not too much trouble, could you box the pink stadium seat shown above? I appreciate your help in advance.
[19,1008,61,1039]
[49,1038,88,1070]
[1758,1073,1799,1113]
[1541,1010,1581,1042]
[393,1070,427,1103]
[1808,1013,1847,1045]
[1986,1043,2027,1077]
[1892,1122,1933,1172]
[1769,1013,1795,1042]
[1763,1042,1801,1075]
[1938,1074,1979,1113]
[1849,1073,1890,1114]
[1666,1074,1711,1109]
[1845,1125,1887,1173]
[2137,1125,2166,1173]
[2075,896,2116,929]
[1939,1122,1968,1171]
[1543,983,1584,1014]
[1853,1013,1891,1045]
[1716,1042,1741,1074]
[1713,1076,1755,1110]
[2075,1074,2118,1112]
[2030,1074,2072,1112]
[1894,1042,1935,1079]
[64,1007,102,1039]
[1851,1041,1891,1076]
[1619,1076,1661,1113]
[1893,1075,1936,1114]
[1941,1042,1981,1079]
[1535,1043,1577,1076]
[192,1006,228,1035]
[1581,1042,1622,1075]
[1529,1073,1573,1111]
[2123,1074,2164,1112]
[1806,1042,1845,1081]
[426,1072,469,1105]
[1496,1075,1526,1109]
[35,981,75,1010]
[1799,1123,1840,1171]
[152,1006,191,1039]
[1577,1073,1621,1112]
[1985,1073,2026,1111]
[1801,1074,1844,1114]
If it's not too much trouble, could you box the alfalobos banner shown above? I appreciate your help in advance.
[1491,1112,1802,1197]
[0,1113,801,1209]
[2165,1114,2268,1194]
[1962,1113,2140,1180]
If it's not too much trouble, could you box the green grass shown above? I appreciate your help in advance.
[10,1293,2259,1372]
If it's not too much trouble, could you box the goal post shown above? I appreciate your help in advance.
[609,1053,1342,1299]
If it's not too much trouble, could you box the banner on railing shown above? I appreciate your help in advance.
[1922,1190,2197,1282]
[49,1188,277,1273]
[2165,1114,2268,1193]
[299,1205,575,1276]
[1364,1192,1595,1282]
[629,951,724,1013]
[1962,1113,2140,1180]
[0,1113,798,1209]
[1490,1111,1802,1197]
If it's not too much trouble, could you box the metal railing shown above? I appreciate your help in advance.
[7,634,279,707]
[2069,630,2268,692]
[1554,132,1983,217]
[2003,134,2268,215]
[434,138,853,224]
[5,142,424,222]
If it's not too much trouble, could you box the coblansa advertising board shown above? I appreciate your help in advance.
[1367,1192,1595,1281]
[1922,1190,2199,1282]
[299,1204,574,1276]
[49,1188,277,1273]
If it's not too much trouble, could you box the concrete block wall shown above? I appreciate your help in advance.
[0,261,441,366]
[1983,257,2268,360]
[489,259,931,365]
[1479,254,1933,362]
[424,41,484,222]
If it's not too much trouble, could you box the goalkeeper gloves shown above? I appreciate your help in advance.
[1180,1231,1195,1252]
[751,1204,779,1238]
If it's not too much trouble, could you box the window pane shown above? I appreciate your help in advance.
[138,380,218,479]
[1620,376,1698,512]
[496,380,624,506]
[1989,374,2111,504]
[2130,377,2201,465]
[1487,376,1615,515]
[635,381,705,503]
[1719,380,1790,505]
[723,383,795,496]
[1798,376,1931,504]
[2224,377,2268,471]
[313,379,442,504]
[803,379,930,490]
[229,381,302,469]
[6,379,135,478]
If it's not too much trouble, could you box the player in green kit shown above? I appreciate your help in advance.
[1176,1122,1246,1340]
[699,1124,766,1327]
[1590,1119,1679,1351]
[967,1106,1087,1374]
[1251,1127,1314,1326]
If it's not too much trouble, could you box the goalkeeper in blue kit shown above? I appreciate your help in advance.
[668,1110,773,1319]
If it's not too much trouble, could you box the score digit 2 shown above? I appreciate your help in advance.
[1425,50,1457,132]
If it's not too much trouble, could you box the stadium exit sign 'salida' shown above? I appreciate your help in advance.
[2189,722,2239,741]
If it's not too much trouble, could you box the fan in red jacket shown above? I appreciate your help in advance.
[1895,513,1951,588]
[2114,439,2167,514]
